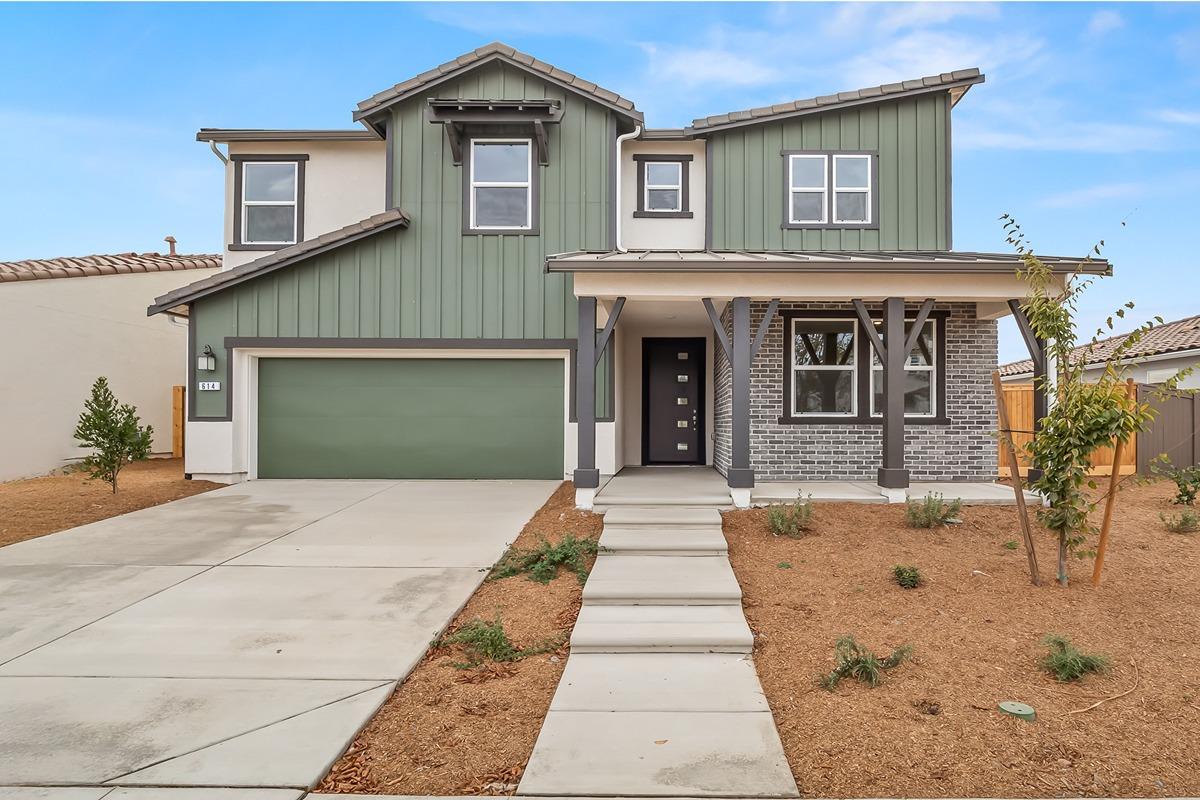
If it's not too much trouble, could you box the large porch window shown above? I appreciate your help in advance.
[782,311,946,424]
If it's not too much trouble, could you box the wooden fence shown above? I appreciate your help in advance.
[997,384,1137,477]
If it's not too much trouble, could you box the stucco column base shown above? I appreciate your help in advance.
[574,486,597,511]
[730,487,751,508]
[190,472,245,485]
[879,486,907,504]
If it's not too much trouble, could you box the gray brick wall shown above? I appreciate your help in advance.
[714,301,998,482]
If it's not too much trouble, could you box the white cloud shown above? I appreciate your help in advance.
[637,43,780,90]
[1153,108,1200,125]
[1036,181,1145,209]
[1085,10,1125,38]
[957,119,1172,153]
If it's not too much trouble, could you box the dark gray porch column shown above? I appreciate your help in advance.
[574,296,599,490]
[1009,299,1047,482]
[877,297,909,489]
[728,297,754,490]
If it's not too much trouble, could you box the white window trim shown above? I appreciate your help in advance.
[469,138,533,231]
[788,154,828,225]
[241,161,299,246]
[833,154,872,225]
[869,318,937,418]
[644,161,683,212]
[790,317,857,417]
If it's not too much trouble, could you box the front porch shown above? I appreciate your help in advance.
[595,466,1036,507]
[559,249,1096,510]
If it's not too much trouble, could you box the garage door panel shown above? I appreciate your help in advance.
[257,358,563,479]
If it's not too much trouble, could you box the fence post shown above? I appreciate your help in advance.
[172,385,185,459]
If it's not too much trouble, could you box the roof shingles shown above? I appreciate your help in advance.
[0,252,220,284]
[1000,314,1200,376]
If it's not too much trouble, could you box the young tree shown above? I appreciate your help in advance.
[1003,215,1176,586]
[73,377,154,493]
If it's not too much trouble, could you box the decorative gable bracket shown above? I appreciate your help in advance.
[427,99,563,166]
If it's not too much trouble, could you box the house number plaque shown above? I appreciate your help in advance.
[198,381,221,391]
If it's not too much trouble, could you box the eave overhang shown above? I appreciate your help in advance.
[196,129,381,142]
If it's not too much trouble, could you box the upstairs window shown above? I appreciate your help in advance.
[469,139,533,232]
[788,155,827,225]
[784,152,876,229]
[833,155,872,224]
[634,155,693,218]
[234,157,305,248]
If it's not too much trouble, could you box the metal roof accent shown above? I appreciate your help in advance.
[688,69,984,134]
[147,209,411,316]
[354,41,642,126]
[1,252,221,284]
[1000,314,1200,377]
[196,129,381,142]
[545,249,1110,275]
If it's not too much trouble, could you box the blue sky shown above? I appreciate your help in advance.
[1,2,1197,361]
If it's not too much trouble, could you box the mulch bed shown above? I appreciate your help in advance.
[0,458,220,547]
[319,481,602,796]
[726,479,1200,798]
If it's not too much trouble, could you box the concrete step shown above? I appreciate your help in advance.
[595,491,731,510]
[571,605,752,653]
[582,554,742,606]
[599,527,727,556]
[551,653,767,711]
[601,506,724,529]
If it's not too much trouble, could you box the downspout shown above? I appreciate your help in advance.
[207,140,228,165]
[614,124,642,253]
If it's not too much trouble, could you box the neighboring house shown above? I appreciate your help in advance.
[1,248,220,481]
[1000,313,1200,389]
[150,41,1105,507]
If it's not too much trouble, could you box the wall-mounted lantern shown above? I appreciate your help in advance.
[197,345,217,372]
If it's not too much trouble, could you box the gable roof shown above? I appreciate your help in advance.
[688,68,984,134]
[354,41,643,129]
[1,252,220,284]
[147,209,410,316]
[1000,314,1200,377]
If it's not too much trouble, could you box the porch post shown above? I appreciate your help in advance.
[878,297,910,498]
[728,297,754,507]
[1008,299,1048,482]
[574,296,600,509]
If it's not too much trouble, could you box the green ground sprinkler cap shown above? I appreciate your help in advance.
[998,700,1037,721]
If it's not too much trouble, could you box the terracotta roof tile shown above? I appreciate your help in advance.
[1000,314,1200,376]
[0,252,220,284]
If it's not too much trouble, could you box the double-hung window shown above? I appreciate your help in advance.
[833,154,871,224]
[870,319,937,418]
[469,139,533,231]
[788,154,828,225]
[790,319,857,417]
[240,161,300,246]
[645,162,683,212]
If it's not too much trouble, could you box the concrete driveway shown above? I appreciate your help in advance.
[0,479,558,794]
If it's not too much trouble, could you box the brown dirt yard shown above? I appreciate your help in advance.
[727,479,1200,798]
[0,458,219,547]
[319,481,601,796]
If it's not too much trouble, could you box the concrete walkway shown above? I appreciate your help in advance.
[520,469,798,798]
[0,480,557,793]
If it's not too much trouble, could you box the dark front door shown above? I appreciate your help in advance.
[643,337,705,464]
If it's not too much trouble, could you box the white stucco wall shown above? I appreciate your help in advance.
[222,140,386,270]
[0,269,219,481]
[622,140,706,251]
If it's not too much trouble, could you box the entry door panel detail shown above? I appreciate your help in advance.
[644,338,705,464]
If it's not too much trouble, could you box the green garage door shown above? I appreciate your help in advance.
[257,358,564,479]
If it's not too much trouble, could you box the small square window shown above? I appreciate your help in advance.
[788,155,827,224]
[640,159,686,214]
[237,160,300,246]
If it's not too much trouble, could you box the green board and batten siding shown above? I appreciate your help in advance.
[191,59,619,421]
[708,93,950,252]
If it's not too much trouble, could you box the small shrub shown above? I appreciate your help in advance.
[436,616,562,669]
[905,493,962,528]
[1040,634,1109,682]
[1160,463,1200,506]
[892,564,922,589]
[777,561,792,569]
[819,635,912,689]
[1002,540,1019,550]
[73,377,154,494]
[768,493,815,537]
[490,534,599,584]
[1161,510,1200,533]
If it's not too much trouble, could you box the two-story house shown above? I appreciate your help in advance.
[149,42,1106,508]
